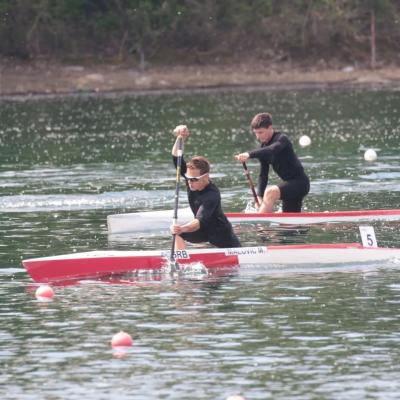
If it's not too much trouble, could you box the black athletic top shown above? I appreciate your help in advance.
[248,131,308,197]
[173,156,234,236]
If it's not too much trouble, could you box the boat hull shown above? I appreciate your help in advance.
[23,243,400,283]
[107,208,400,234]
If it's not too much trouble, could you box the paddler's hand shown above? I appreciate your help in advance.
[173,125,189,139]
[234,152,250,162]
[170,224,183,235]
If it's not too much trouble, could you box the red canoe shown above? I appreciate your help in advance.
[23,243,400,283]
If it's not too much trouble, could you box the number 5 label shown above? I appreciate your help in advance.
[359,226,378,248]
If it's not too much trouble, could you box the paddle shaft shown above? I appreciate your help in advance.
[242,162,260,208]
[170,137,184,261]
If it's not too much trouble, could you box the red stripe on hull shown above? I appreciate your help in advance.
[23,252,240,283]
[23,255,165,283]
[177,252,239,267]
[226,209,400,219]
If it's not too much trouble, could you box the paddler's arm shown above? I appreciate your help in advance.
[172,125,190,176]
[170,219,200,235]
[171,125,189,156]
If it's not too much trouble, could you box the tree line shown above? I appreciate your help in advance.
[1,0,399,69]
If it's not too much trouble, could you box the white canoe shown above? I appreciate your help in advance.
[23,243,400,283]
[107,207,400,234]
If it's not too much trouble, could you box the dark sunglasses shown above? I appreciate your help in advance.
[185,172,208,182]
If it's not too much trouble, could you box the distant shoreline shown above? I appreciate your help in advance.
[1,62,400,99]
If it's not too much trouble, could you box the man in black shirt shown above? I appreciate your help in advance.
[170,125,241,250]
[235,113,310,213]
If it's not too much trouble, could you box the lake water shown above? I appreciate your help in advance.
[0,87,400,399]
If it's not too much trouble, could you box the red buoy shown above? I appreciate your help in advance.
[111,331,133,347]
[35,285,55,300]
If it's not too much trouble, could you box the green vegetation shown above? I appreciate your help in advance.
[1,0,399,68]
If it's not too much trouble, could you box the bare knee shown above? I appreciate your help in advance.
[259,186,281,213]
[264,186,281,202]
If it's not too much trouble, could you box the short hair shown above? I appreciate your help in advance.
[187,156,210,175]
[251,113,272,129]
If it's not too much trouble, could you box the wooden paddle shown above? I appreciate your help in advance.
[170,136,184,267]
[241,162,260,209]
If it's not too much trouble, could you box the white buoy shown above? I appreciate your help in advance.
[364,149,377,162]
[299,135,311,147]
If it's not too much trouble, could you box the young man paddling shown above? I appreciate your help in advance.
[170,125,241,250]
[235,113,310,213]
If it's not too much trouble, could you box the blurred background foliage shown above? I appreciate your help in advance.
[0,0,399,68]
